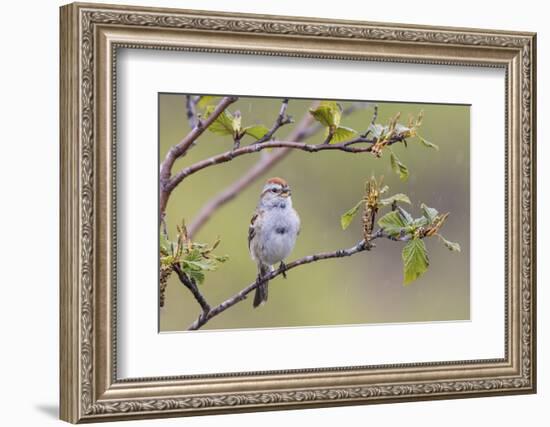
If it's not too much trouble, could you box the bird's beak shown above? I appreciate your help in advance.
[281,188,291,198]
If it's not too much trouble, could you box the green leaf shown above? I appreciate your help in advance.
[402,238,429,285]
[439,235,461,252]
[321,101,342,127]
[183,259,217,271]
[368,123,387,139]
[181,249,217,271]
[244,125,270,140]
[340,199,363,230]
[394,123,411,133]
[379,193,411,207]
[418,135,439,150]
[397,207,414,225]
[187,269,205,284]
[421,203,439,223]
[377,210,408,237]
[204,105,239,137]
[329,126,358,143]
[309,101,342,127]
[232,112,242,133]
[184,248,201,262]
[197,95,218,109]
[411,216,430,228]
[390,151,409,182]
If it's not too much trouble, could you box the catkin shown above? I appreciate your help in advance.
[363,200,377,243]
[362,179,379,243]
[159,266,173,308]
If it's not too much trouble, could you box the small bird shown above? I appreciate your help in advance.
[248,177,300,308]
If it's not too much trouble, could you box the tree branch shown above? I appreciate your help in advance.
[187,229,408,330]
[167,134,404,192]
[159,96,239,218]
[173,264,211,316]
[185,95,199,129]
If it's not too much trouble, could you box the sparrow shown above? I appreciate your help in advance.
[248,177,301,308]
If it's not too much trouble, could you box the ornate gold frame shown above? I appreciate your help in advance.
[59,2,537,423]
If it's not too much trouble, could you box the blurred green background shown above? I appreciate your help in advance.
[159,94,470,332]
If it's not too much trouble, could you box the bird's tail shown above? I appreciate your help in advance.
[253,264,271,308]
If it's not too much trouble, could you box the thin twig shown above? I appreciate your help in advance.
[173,264,211,316]
[362,104,378,138]
[254,98,293,144]
[161,216,169,241]
[187,229,409,330]
[323,128,335,144]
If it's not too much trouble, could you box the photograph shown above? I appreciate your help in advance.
[158,94,469,332]
[58,3,536,422]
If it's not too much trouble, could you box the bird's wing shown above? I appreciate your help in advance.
[294,208,301,235]
[248,210,262,251]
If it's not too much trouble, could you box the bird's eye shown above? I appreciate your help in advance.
[271,188,278,193]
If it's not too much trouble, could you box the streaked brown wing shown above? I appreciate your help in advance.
[248,211,260,251]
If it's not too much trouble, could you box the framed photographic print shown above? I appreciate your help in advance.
[60,2,537,423]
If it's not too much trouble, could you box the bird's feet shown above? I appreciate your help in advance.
[279,261,288,279]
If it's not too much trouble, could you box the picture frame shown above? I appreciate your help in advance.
[59,2,536,423]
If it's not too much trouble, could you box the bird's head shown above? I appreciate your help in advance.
[260,177,292,205]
